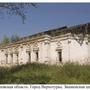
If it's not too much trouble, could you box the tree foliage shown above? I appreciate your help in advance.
[11,34,20,42]
[1,36,10,44]
[1,35,20,44]
[70,23,89,45]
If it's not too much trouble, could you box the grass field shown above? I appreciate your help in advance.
[0,63,90,84]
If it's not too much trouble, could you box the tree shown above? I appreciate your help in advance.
[70,23,89,45]
[10,34,20,42]
[1,34,20,44]
[1,36,10,44]
[0,3,36,23]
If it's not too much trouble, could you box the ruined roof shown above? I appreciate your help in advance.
[0,22,90,47]
[20,22,90,41]
[20,26,67,41]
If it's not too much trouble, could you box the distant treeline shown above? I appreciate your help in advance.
[1,35,20,44]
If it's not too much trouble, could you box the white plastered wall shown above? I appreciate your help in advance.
[48,34,89,65]
[69,38,88,64]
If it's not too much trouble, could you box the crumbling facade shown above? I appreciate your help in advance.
[0,23,90,66]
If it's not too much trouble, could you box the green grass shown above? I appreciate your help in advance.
[0,62,90,84]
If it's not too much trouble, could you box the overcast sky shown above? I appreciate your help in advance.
[0,3,90,41]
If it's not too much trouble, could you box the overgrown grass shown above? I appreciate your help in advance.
[0,62,90,84]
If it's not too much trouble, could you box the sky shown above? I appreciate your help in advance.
[0,3,90,41]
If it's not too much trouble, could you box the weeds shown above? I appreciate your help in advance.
[0,62,90,84]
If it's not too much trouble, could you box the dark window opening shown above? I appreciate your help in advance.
[16,53,19,64]
[58,51,62,62]
[11,53,13,64]
[36,51,39,61]
[5,54,8,64]
[28,52,31,63]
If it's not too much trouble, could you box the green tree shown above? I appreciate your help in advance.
[1,36,10,44]
[10,34,20,43]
